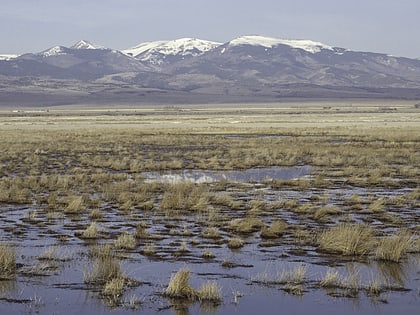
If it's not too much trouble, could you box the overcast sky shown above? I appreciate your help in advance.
[1,0,419,58]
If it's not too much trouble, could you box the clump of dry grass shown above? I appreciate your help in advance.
[164,268,198,300]
[260,219,288,239]
[293,228,316,246]
[64,195,85,214]
[201,227,222,239]
[134,222,163,240]
[375,230,413,262]
[103,276,125,298]
[320,269,340,288]
[198,281,222,302]
[164,268,222,303]
[227,237,244,249]
[160,182,208,212]
[367,198,386,213]
[114,232,137,250]
[89,243,113,259]
[89,208,103,221]
[317,223,376,256]
[84,248,122,285]
[343,194,363,210]
[81,222,100,239]
[313,205,341,221]
[0,243,16,279]
[278,264,307,285]
[229,217,265,234]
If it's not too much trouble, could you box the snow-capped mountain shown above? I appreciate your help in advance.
[38,40,105,57]
[4,40,148,80]
[70,40,105,50]
[38,45,69,57]
[1,35,420,104]
[227,35,335,54]
[123,38,221,65]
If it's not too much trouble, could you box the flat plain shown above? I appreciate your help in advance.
[0,100,419,314]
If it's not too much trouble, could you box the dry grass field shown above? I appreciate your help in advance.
[0,100,418,314]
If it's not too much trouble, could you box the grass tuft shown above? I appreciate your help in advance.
[278,264,307,285]
[103,276,125,298]
[114,232,137,250]
[81,222,100,239]
[84,246,122,285]
[198,280,222,302]
[164,268,198,300]
[318,223,375,256]
[320,269,340,288]
[227,237,244,249]
[260,219,288,239]
[375,230,413,262]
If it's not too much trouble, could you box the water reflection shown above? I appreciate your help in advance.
[376,261,406,287]
[168,299,194,315]
[144,166,311,184]
[0,279,16,297]
[167,299,220,315]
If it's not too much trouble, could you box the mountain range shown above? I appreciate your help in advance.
[1,36,420,106]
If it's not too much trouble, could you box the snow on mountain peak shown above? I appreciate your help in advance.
[71,40,105,50]
[40,46,68,57]
[229,35,333,53]
[0,54,18,61]
[123,38,221,64]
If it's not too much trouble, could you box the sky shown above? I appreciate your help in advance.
[1,0,419,58]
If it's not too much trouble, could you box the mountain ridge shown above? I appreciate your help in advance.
[1,35,420,105]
